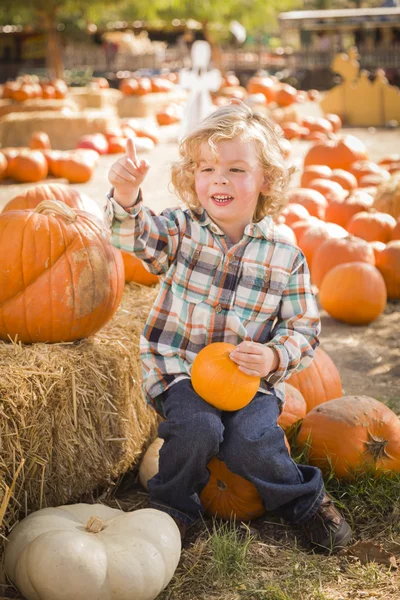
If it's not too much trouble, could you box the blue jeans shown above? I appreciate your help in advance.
[148,379,325,526]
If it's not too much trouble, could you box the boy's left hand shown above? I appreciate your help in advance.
[230,341,279,378]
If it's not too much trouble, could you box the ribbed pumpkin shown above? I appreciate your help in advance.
[287,347,342,412]
[319,262,387,325]
[0,201,124,343]
[139,438,265,521]
[277,383,307,431]
[303,135,368,171]
[372,174,400,219]
[311,235,375,289]
[348,160,389,184]
[329,169,358,192]
[1,183,103,222]
[8,150,48,183]
[296,396,400,479]
[375,240,400,300]
[191,342,260,411]
[121,251,159,286]
[347,211,397,243]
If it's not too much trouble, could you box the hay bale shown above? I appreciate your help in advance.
[68,87,123,110]
[0,98,79,118]
[117,90,187,118]
[0,109,120,150]
[0,283,159,538]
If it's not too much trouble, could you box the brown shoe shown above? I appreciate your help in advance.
[172,516,189,540]
[302,494,352,553]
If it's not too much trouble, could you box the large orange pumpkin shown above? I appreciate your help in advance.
[296,396,400,479]
[278,383,307,431]
[300,165,332,188]
[319,262,387,325]
[121,250,159,286]
[138,438,265,521]
[325,194,372,229]
[298,221,348,266]
[0,200,124,343]
[191,342,260,411]
[304,135,368,171]
[311,235,375,289]
[287,347,342,412]
[1,183,103,222]
[375,240,400,300]
[329,169,358,192]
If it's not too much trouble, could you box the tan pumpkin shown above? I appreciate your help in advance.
[319,262,387,325]
[346,211,396,243]
[287,347,342,412]
[375,240,400,300]
[121,251,159,286]
[277,383,307,431]
[139,438,265,521]
[372,174,400,219]
[0,200,124,343]
[311,235,375,289]
[296,396,400,479]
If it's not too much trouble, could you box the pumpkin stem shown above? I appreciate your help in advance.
[34,200,77,222]
[85,515,105,533]
[364,432,390,461]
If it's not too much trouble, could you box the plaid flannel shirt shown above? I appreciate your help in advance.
[105,191,320,416]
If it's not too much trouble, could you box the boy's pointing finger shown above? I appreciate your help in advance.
[126,136,138,164]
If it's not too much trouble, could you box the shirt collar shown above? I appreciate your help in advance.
[189,208,274,240]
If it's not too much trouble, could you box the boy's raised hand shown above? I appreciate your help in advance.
[108,137,150,208]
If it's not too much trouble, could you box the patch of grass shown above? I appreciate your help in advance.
[207,518,253,584]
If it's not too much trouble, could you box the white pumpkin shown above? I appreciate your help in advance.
[4,504,181,600]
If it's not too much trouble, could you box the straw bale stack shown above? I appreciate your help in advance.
[0,283,159,540]
[117,90,187,118]
[0,98,79,118]
[68,88,123,111]
[0,109,120,150]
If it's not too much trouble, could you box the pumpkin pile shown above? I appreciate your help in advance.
[277,142,400,322]
[2,75,68,102]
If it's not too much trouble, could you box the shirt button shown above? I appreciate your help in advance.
[263,273,269,282]
[193,250,200,260]
[215,304,222,313]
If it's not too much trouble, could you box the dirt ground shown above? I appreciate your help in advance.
[1,123,399,408]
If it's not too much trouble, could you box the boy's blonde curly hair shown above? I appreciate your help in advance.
[171,102,291,222]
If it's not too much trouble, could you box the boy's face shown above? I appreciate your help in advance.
[194,137,269,242]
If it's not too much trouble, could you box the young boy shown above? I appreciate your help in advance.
[105,103,352,552]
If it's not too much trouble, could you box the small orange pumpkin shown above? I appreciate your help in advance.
[191,342,260,411]
[29,131,51,151]
[347,211,396,243]
[287,188,328,220]
[10,150,48,183]
[304,135,368,171]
